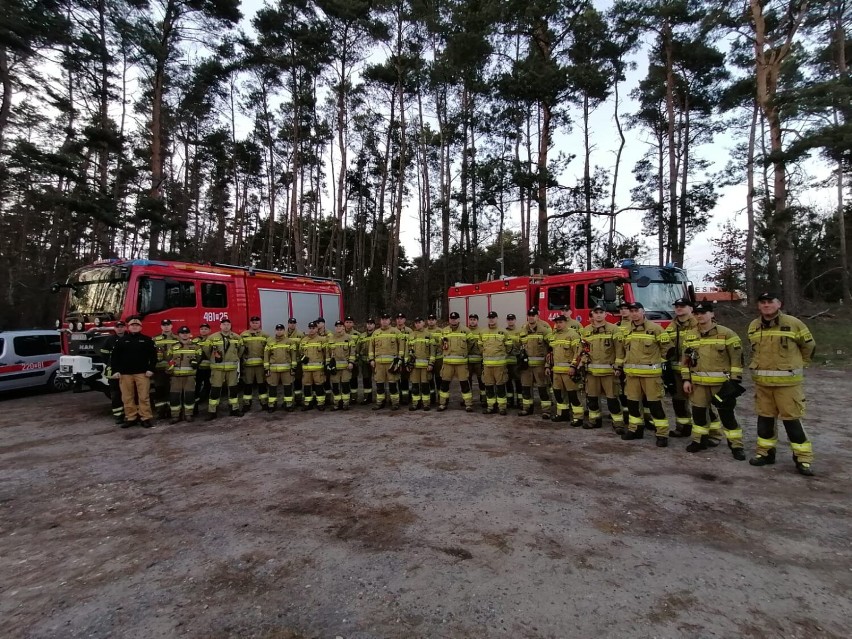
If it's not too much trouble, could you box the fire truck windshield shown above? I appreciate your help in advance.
[65,267,128,319]
[630,267,688,318]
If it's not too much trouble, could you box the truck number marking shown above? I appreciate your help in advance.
[202,311,229,322]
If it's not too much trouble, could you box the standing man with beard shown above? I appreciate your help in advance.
[110,316,157,428]
[204,316,244,420]
[426,313,442,405]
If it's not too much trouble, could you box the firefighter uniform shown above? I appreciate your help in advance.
[344,319,364,403]
[480,314,512,415]
[265,327,295,411]
[518,311,552,416]
[368,318,404,409]
[204,322,244,418]
[407,322,436,410]
[395,318,414,403]
[167,330,201,422]
[747,295,816,474]
[286,321,305,404]
[467,318,486,406]
[427,315,442,404]
[617,311,633,424]
[546,319,583,423]
[100,326,126,424]
[504,317,522,407]
[437,314,476,411]
[622,305,671,444]
[299,327,328,409]
[358,322,375,405]
[327,325,357,410]
[665,304,698,437]
[192,327,213,414]
[240,319,269,411]
[580,317,625,432]
[681,308,745,458]
[153,322,179,417]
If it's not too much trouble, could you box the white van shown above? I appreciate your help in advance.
[0,330,70,393]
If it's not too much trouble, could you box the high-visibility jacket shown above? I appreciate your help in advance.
[204,331,243,371]
[265,335,294,372]
[580,322,624,375]
[286,328,304,350]
[358,329,374,359]
[747,312,815,386]
[467,326,485,364]
[192,336,212,369]
[438,324,475,365]
[623,320,670,377]
[327,332,357,366]
[665,315,698,374]
[518,320,552,367]
[618,317,632,339]
[240,329,269,367]
[429,325,444,362]
[167,340,201,376]
[480,326,512,367]
[345,328,362,360]
[369,326,403,364]
[504,327,521,364]
[408,328,435,368]
[154,333,179,370]
[681,323,743,385]
[547,327,581,373]
[299,334,327,371]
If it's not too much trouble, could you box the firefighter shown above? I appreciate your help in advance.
[265,323,295,412]
[153,319,179,418]
[100,320,127,425]
[327,320,356,410]
[665,298,698,438]
[427,313,442,404]
[747,292,816,476]
[437,311,476,412]
[621,302,671,446]
[408,316,436,411]
[546,315,583,423]
[110,316,157,428]
[299,321,328,410]
[580,304,625,432]
[504,313,521,408]
[315,317,328,337]
[204,316,244,420]
[561,307,583,332]
[518,308,552,417]
[467,313,486,406]
[286,318,305,405]
[681,302,746,459]
[315,316,332,403]
[369,313,404,410]
[395,312,413,404]
[240,315,269,412]
[481,311,512,415]
[193,323,213,415]
[167,326,201,424]
[617,301,632,425]
[343,316,363,403]
[358,318,376,405]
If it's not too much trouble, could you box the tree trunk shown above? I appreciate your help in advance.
[583,92,592,270]
[664,20,678,268]
[745,100,758,302]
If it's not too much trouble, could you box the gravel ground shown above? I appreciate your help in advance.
[1,370,851,639]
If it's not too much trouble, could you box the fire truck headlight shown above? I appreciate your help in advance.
[55,319,61,328]
[94,317,101,327]
[76,321,84,331]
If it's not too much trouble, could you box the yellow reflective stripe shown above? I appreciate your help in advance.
[757,437,778,448]
[754,369,802,377]
[790,441,812,453]
[444,356,468,364]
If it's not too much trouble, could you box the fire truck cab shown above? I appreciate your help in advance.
[448,261,693,327]
[53,259,343,393]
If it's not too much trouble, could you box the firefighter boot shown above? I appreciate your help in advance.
[205,412,217,422]
[686,436,709,453]
[749,448,776,466]
[372,400,386,411]
[796,461,815,477]
[621,426,644,441]
[170,416,181,425]
[185,414,194,423]
[656,436,668,448]
[731,448,746,461]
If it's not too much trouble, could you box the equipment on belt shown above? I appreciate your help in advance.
[389,356,403,374]
[661,360,677,394]
[711,378,746,409]
[517,348,529,370]
[325,357,337,374]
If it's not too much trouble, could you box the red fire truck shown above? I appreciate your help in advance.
[53,259,343,392]
[448,261,694,327]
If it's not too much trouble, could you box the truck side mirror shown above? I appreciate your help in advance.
[635,276,651,288]
[687,282,696,303]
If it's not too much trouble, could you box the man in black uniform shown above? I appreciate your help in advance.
[110,316,158,428]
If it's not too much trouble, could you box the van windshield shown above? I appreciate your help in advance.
[65,267,128,319]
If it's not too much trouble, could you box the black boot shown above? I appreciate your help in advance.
[205,412,217,422]
[749,449,776,466]
[655,436,668,448]
[372,400,386,411]
[685,438,707,453]
[731,448,746,461]
[795,461,815,476]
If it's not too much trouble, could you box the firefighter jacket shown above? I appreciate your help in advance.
[480,327,512,367]
[240,329,269,367]
[369,326,403,364]
[192,336,212,370]
[358,329,374,360]
[154,333,179,370]
[565,317,582,332]
[167,340,202,377]
[665,315,698,374]
[431,328,444,362]
[681,323,743,385]
[299,334,327,371]
[547,327,581,374]
[623,320,670,377]
[204,331,243,372]
[580,322,625,375]
[286,328,304,350]
[408,328,435,369]
[345,329,362,360]
[265,335,294,372]
[439,324,475,365]
[467,326,485,364]
[504,327,521,365]
[327,333,357,367]
[747,312,815,386]
[518,320,552,367]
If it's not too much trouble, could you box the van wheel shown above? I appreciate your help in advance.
[48,371,72,393]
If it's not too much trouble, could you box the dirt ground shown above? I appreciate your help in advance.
[2,371,851,639]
